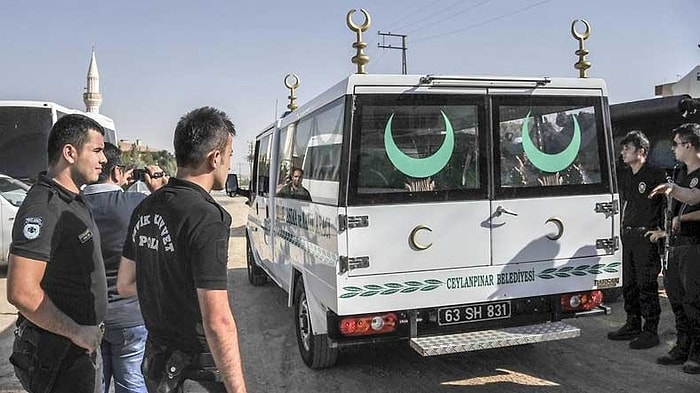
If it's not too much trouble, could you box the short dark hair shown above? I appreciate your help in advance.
[619,130,650,156]
[673,123,700,149]
[173,107,235,168]
[291,167,303,176]
[97,142,123,183]
[47,114,105,166]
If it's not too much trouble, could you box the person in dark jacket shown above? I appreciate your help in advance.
[82,142,166,392]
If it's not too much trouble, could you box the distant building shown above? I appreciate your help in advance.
[655,65,700,98]
[118,139,158,152]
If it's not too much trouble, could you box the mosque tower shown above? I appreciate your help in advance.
[83,47,102,114]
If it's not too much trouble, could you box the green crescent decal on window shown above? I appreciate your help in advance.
[521,111,581,173]
[384,110,455,178]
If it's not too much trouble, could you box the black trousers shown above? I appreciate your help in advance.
[621,230,662,325]
[666,243,700,342]
[9,320,101,393]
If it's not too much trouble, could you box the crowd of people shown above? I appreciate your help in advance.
[6,108,246,392]
[609,124,700,374]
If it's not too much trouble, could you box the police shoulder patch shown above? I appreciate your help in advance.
[22,217,43,240]
[691,177,699,188]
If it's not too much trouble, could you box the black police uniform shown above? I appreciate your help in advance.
[665,167,700,364]
[618,163,665,333]
[9,175,107,393]
[123,178,231,391]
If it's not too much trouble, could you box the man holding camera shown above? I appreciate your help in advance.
[82,143,167,392]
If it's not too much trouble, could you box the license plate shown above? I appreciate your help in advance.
[438,301,511,326]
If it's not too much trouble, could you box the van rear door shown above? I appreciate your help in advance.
[489,95,617,266]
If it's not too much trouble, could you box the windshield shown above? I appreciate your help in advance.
[349,94,485,204]
[0,175,29,207]
[0,106,53,180]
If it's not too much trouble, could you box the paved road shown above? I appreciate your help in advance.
[0,194,698,392]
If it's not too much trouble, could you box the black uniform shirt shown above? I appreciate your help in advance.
[10,174,107,325]
[620,163,666,228]
[123,177,231,353]
[674,167,700,237]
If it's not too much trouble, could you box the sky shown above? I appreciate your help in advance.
[1,0,698,175]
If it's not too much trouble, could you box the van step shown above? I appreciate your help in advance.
[409,321,580,357]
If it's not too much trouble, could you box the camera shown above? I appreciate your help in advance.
[132,168,165,182]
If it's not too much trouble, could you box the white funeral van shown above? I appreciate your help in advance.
[242,73,621,368]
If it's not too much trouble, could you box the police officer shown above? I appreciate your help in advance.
[7,114,108,392]
[607,131,665,349]
[647,123,700,374]
[117,107,246,392]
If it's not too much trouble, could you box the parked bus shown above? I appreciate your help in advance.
[233,13,621,369]
[0,100,117,181]
[610,94,700,171]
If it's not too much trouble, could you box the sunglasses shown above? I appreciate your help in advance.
[672,140,688,148]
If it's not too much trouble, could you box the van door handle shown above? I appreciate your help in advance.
[495,206,518,217]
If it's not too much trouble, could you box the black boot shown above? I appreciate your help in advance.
[608,315,641,341]
[683,341,700,374]
[657,334,690,365]
[629,319,660,349]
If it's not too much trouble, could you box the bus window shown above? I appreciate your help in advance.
[0,106,53,180]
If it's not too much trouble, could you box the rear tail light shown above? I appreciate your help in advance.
[560,290,603,312]
[339,313,398,337]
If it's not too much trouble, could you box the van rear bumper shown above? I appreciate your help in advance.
[409,321,580,356]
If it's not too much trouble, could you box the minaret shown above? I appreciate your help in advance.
[83,46,102,114]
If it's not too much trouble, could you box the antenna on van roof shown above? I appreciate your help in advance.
[347,9,371,74]
[571,19,592,78]
[284,73,300,112]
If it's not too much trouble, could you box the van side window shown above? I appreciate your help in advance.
[276,125,295,192]
[290,98,344,205]
[256,133,272,197]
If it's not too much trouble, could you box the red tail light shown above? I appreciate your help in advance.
[560,290,603,312]
[339,313,398,337]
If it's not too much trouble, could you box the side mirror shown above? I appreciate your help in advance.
[225,174,250,198]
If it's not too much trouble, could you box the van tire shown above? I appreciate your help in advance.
[294,276,338,369]
[246,233,267,286]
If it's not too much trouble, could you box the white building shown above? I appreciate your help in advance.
[655,65,700,98]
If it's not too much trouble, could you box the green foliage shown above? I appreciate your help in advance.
[121,146,177,176]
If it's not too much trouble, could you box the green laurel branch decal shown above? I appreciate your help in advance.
[341,280,444,298]
[537,262,621,279]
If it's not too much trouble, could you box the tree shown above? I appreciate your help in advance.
[121,146,177,176]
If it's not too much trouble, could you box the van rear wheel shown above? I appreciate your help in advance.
[294,276,338,369]
[246,233,267,286]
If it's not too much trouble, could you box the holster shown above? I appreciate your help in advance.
[142,339,193,393]
[9,317,72,393]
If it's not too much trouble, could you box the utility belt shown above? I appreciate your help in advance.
[142,338,221,393]
[669,235,700,247]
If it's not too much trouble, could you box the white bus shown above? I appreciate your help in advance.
[0,100,117,181]
[238,73,622,369]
